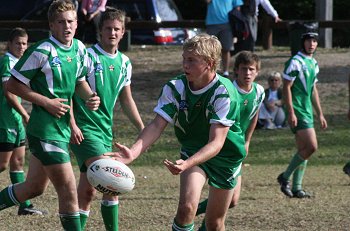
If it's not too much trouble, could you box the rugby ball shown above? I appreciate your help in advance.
[87,159,135,196]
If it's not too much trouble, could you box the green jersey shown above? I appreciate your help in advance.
[0,52,22,129]
[233,81,265,135]
[11,36,88,142]
[154,74,246,168]
[73,44,132,145]
[283,51,319,123]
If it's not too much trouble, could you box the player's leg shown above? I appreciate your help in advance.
[196,174,242,216]
[173,166,206,231]
[205,185,235,230]
[45,162,80,230]
[101,194,119,231]
[0,147,13,173]
[343,161,350,176]
[291,128,317,198]
[77,172,96,230]
[0,154,49,211]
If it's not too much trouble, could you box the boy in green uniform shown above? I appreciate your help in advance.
[0,0,100,230]
[277,31,327,198]
[70,8,144,231]
[107,34,246,231]
[0,28,44,215]
[196,51,265,230]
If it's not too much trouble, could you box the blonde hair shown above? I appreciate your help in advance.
[99,7,126,30]
[183,33,221,72]
[268,71,282,81]
[48,0,76,22]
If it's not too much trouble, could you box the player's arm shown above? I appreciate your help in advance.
[245,112,259,155]
[311,84,327,129]
[119,85,144,132]
[283,78,297,128]
[111,114,168,164]
[164,123,229,175]
[75,80,100,111]
[69,99,84,144]
[3,80,30,123]
[7,76,70,118]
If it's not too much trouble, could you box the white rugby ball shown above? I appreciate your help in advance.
[87,159,135,196]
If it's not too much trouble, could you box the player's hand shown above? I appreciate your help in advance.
[46,98,70,118]
[70,124,84,144]
[163,159,186,175]
[104,142,134,164]
[319,114,327,129]
[86,92,100,111]
[288,113,297,128]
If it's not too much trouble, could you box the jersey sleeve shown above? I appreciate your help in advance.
[209,85,236,127]
[154,84,178,124]
[283,58,301,82]
[0,55,11,82]
[10,47,43,85]
[76,40,88,82]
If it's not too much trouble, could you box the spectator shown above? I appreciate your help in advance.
[234,0,282,53]
[77,0,107,43]
[205,0,243,77]
[258,71,286,129]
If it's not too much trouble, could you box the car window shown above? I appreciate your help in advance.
[155,0,181,21]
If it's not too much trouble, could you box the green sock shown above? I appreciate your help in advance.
[292,160,308,192]
[59,212,81,231]
[0,185,20,210]
[172,219,194,231]
[10,171,31,208]
[101,200,119,231]
[79,210,90,230]
[283,153,305,179]
[196,199,208,216]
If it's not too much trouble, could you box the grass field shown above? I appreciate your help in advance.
[0,45,350,230]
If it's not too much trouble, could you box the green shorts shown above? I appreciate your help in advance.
[0,126,26,148]
[27,134,71,166]
[181,151,241,190]
[70,138,112,172]
[291,117,314,134]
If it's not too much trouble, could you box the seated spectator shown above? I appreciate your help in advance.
[258,71,285,129]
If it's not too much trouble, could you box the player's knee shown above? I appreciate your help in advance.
[206,218,224,230]
[229,199,238,209]
[177,202,196,221]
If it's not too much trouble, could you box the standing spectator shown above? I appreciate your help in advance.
[77,0,107,43]
[205,0,243,77]
[235,0,281,53]
[108,34,246,230]
[258,71,286,129]
[0,28,44,215]
[0,1,100,230]
[70,7,144,230]
[277,31,327,199]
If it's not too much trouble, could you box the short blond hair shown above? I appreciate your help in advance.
[268,71,282,81]
[183,33,221,72]
[48,0,76,22]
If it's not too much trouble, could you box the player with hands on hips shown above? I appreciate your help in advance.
[0,1,100,230]
[108,33,246,231]
[277,30,327,199]
[70,7,144,231]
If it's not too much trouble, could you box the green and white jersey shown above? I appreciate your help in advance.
[0,52,22,129]
[154,74,246,168]
[233,81,265,135]
[10,36,88,142]
[283,51,319,122]
[73,44,131,145]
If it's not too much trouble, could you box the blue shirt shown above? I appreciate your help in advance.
[206,0,243,25]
